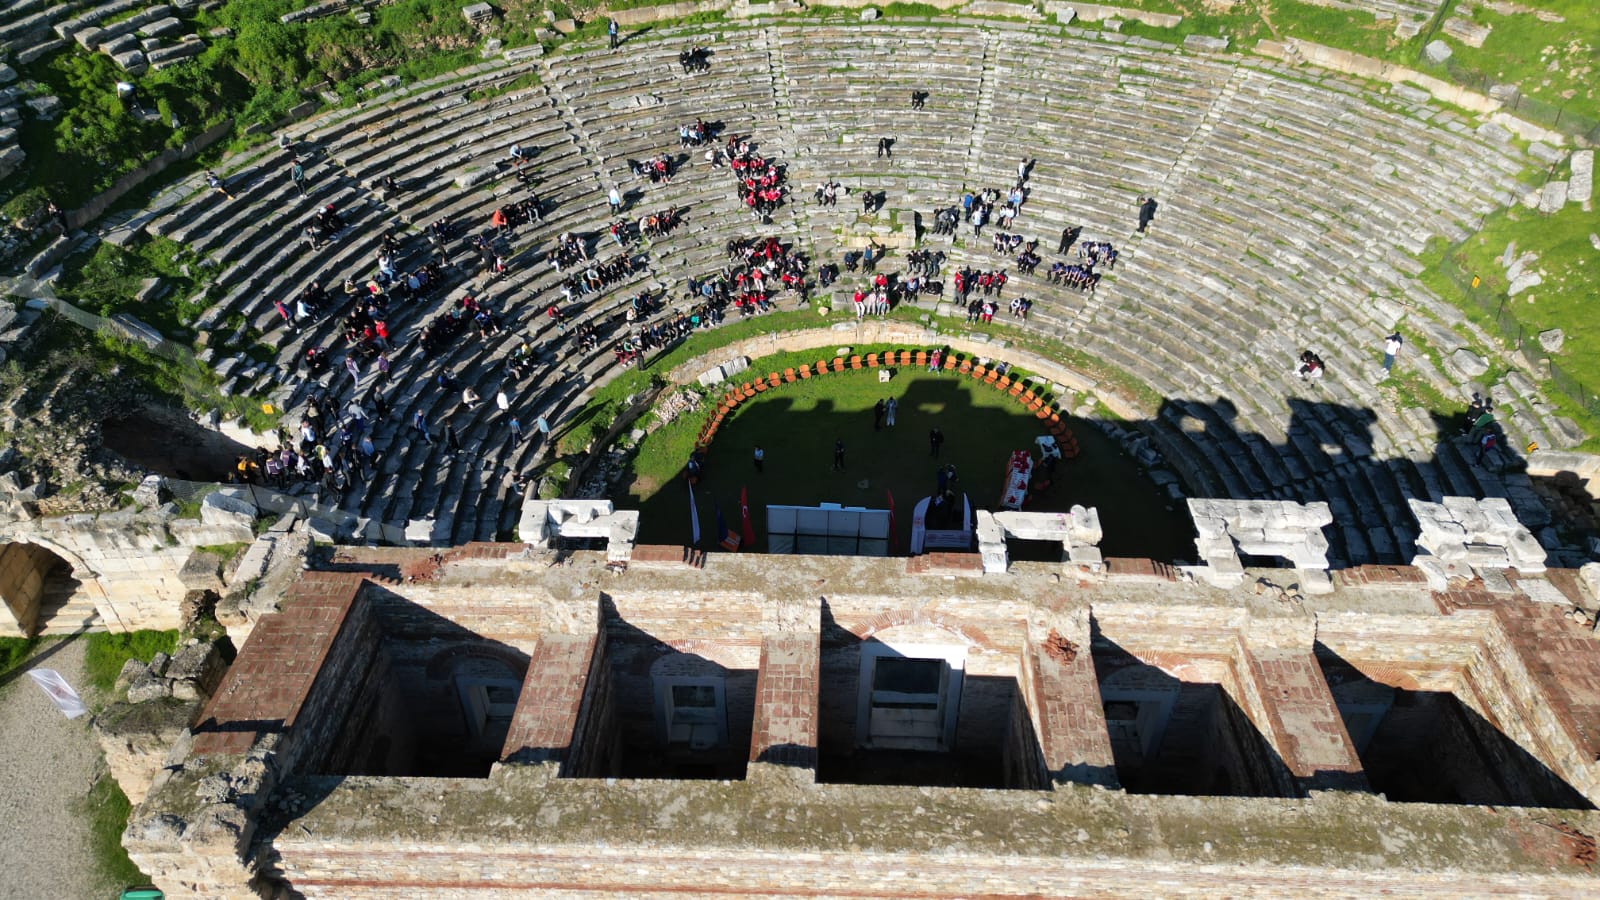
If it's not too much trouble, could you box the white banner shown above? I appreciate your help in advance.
[27,669,89,719]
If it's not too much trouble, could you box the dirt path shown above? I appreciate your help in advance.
[0,638,110,900]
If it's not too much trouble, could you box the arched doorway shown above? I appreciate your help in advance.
[0,542,100,637]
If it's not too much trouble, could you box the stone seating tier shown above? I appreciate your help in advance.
[112,20,1577,558]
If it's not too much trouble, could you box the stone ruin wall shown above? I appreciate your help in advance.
[116,546,1600,898]
[0,505,254,635]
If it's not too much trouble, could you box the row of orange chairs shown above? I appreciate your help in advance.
[695,349,1081,459]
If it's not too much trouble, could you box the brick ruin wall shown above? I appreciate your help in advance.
[123,549,1600,898]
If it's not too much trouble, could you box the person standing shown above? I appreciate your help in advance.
[1137,195,1158,233]
[608,18,620,49]
[1058,224,1080,254]
[753,445,765,472]
[608,187,622,215]
[833,439,846,471]
[509,417,524,445]
[929,426,944,457]
[412,410,432,444]
[886,397,897,427]
[290,160,306,196]
[1381,331,1403,376]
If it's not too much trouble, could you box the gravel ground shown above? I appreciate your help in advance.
[0,637,110,900]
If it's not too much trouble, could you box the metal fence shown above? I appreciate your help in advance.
[1434,247,1600,418]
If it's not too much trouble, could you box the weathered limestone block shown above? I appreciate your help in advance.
[93,696,199,804]
[178,550,224,593]
[200,490,257,530]
[1068,505,1101,546]
[167,641,225,702]
[976,510,1007,574]
[1569,150,1593,206]
[131,474,165,508]
[126,668,173,704]
[1579,562,1600,603]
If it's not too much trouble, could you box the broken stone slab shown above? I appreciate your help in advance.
[138,17,186,38]
[231,536,274,583]
[200,489,257,530]
[1183,34,1229,52]
[454,167,495,190]
[1422,40,1452,64]
[860,7,880,21]
[1538,328,1564,353]
[1569,149,1593,206]
[1449,348,1489,378]
[1488,83,1521,104]
[1475,121,1512,144]
[1442,16,1491,47]
[503,44,544,61]
[1508,271,1543,296]
[25,95,61,119]
[1527,142,1562,165]
[1538,180,1568,213]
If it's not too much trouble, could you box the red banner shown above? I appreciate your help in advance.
[740,485,757,548]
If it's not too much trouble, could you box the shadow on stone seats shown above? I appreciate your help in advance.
[1315,643,1594,810]
[1090,631,1296,798]
[1155,394,1546,567]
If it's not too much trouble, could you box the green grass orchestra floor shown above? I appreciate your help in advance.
[615,368,1195,561]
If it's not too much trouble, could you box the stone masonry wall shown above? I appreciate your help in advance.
[0,507,253,634]
[122,550,1600,899]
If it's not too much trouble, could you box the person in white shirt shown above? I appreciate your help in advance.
[1381,332,1403,376]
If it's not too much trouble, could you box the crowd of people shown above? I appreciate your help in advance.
[725,136,788,222]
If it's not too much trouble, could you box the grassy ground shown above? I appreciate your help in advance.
[83,630,180,694]
[1416,197,1600,449]
[1111,0,1416,60]
[80,772,147,890]
[0,636,43,680]
[615,364,1195,560]
[1440,0,1599,109]
[54,237,216,338]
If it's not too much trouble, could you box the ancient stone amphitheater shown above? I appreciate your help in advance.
[109,13,1581,567]
[14,9,1600,900]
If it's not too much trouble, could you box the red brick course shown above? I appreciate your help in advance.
[500,634,599,764]
[748,634,819,768]
[191,572,367,756]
